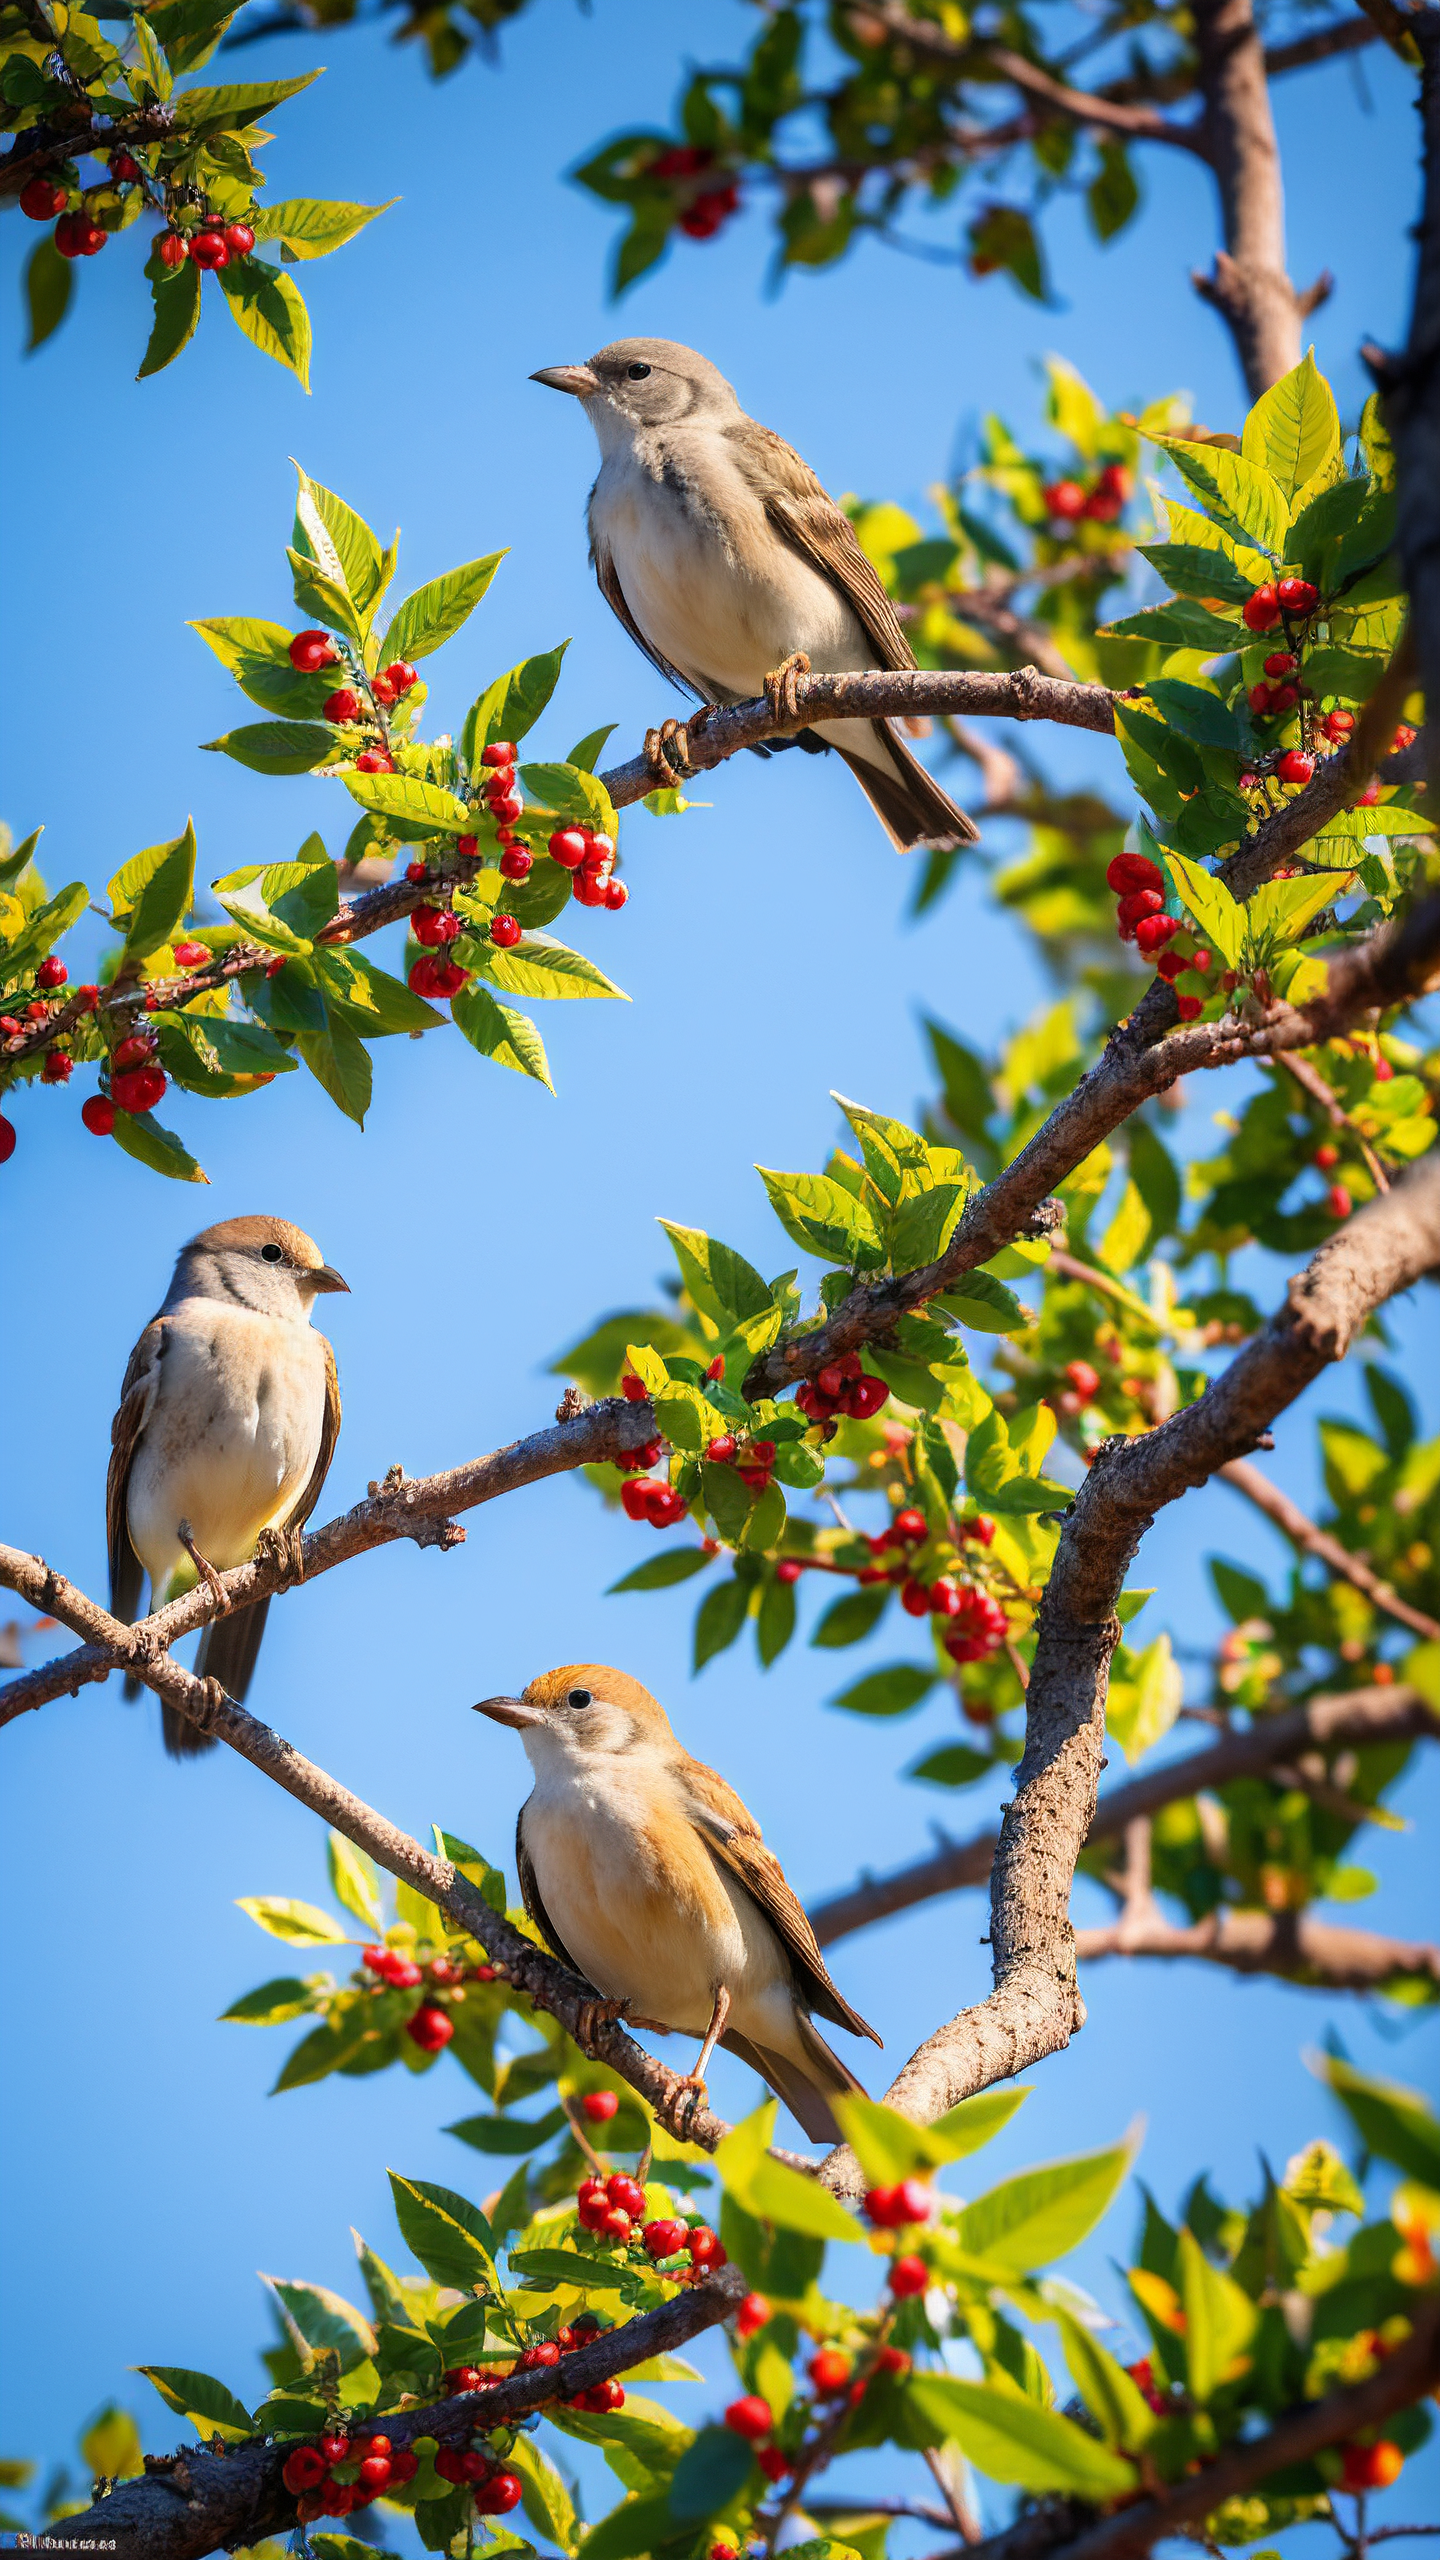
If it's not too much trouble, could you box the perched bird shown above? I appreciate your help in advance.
[531,336,977,853]
[475,1664,880,2142]
[107,1215,347,1756]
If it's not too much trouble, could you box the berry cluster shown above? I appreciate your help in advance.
[281,2426,420,2520]
[620,1475,689,1528]
[290,627,419,779]
[1241,576,1319,636]
[794,1351,890,1424]
[1311,1143,1352,1221]
[1042,463,1131,526]
[547,824,628,912]
[359,1941,497,2053]
[575,2170,728,2281]
[1106,853,1209,1017]
[704,1430,778,1491]
[650,144,742,239]
[864,2177,934,2227]
[157,215,256,271]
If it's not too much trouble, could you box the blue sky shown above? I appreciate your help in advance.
[1,0,1435,2536]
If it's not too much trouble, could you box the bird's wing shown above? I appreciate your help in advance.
[681,1752,882,2046]
[589,517,698,699]
[107,1316,166,1622]
[282,1334,342,1539]
[725,418,918,675]
[515,1806,590,1982]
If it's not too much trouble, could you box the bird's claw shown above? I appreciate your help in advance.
[644,717,694,788]
[255,1522,306,1589]
[178,1520,229,1615]
[763,651,810,726]
[575,1995,626,2054]
[666,2074,708,2139]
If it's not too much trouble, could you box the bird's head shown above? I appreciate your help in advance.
[474,1663,676,1773]
[172,1215,350,1318]
[531,339,739,451]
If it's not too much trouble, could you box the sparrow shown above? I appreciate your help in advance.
[531,336,978,854]
[107,1214,347,1757]
[474,1663,881,2143]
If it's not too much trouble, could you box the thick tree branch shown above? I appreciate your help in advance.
[809,1682,1437,1944]
[819,1160,1440,2179]
[1366,8,1440,809]
[1190,0,1315,394]
[1218,1456,1440,1639]
[0,1398,656,1726]
[25,2268,746,2560]
[1073,1905,1440,1987]
[743,890,1440,1403]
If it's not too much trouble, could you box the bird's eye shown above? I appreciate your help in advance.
[625,362,651,381]
[566,1687,593,1710]
[260,1242,284,1263]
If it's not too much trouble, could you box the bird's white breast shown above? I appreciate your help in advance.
[591,432,870,702]
[127,1303,327,1592]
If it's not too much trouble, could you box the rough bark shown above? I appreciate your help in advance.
[1073,1905,1440,1986]
[1366,6,1440,808]
[1190,0,1313,393]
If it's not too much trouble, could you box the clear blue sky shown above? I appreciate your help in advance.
[1,0,1435,2539]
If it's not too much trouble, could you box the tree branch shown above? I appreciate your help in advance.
[1365,8,1440,810]
[1218,1455,1440,1639]
[1073,1905,1440,1987]
[25,2268,746,2560]
[1219,661,1421,898]
[809,1682,1437,1944]
[974,45,1209,152]
[1190,0,1316,394]
[818,1158,1440,2179]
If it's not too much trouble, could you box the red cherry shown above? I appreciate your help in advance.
[324,686,362,724]
[1043,480,1087,522]
[20,176,67,220]
[488,791,523,826]
[381,1954,423,1987]
[706,1434,737,1464]
[499,847,533,880]
[289,630,339,672]
[411,904,461,947]
[571,870,608,908]
[844,1372,889,1419]
[490,915,522,949]
[809,2348,852,2394]
[1262,651,1297,677]
[1269,682,1300,712]
[582,2088,619,2121]
[900,1579,932,1616]
[1322,707,1356,740]
[354,749,394,773]
[172,941,209,969]
[1354,778,1383,807]
[756,2447,790,2483]
[606,2173,646,2216]
[1065,1360,1100,1401]
[318,2434,350,2466]
[1116,887,1163,931]
[775,1558,803,1584]
[1135,913,1179,954]
[41,1048,72,1084]
[724,2394,772,2441]
[81,1094,115,1137]
[113,1031,157,1071]
[223,221,255,256]
[687,2225,725,2266]
[1276,576,1319,614]
[406,2002,454,2053]
[189,229,229,269]
[157,230,189,268]
[371,673,398,707]
[1313,1143,1340,1170]
[548,828,588,869]
[388,2449,418,2484]
[1248,683,1276,716]
[888,2254,929,2297]
[1242,585,1282,632]
[1106,852,1163,894]
[1373,1055,1394,1081]
[600,2204,632,2242]
[433,2446,469,2484]
[603,877,629,911]
[56,211,106,257]
[1176,994,1204,1020]
[1327,1184,1353,1219]
[0,1114,14,1164]
[282,2446,328,2492]
[476,2473,524,2516]
[890,1508,925,1542]
[1156,949,1186,981]
[735,2292,770,2337]
[1276,749,1315,785]
[643,2218,688,2258]
[36,954,67,988]
[111,1064,167,1114]
[1341,2440,1404,2492]
[404,861,429,885]
[110,152,142,184]
[357,2454,391,2489]
[519,2340,561,2370]
[481,740,517,767]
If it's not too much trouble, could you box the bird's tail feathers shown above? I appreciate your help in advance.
[837,723,979,852]
[723,2017,868,2147]
[175,1596,273,1755]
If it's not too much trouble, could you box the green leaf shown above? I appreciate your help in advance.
[658,1221,773,1325]
[445,2106,567,2154]
[905,2375,1135,2498]
[832,2088,1028,2183]
[202,720,336,774]
[1242,352,1341,500]
[889,1181,968,1274]
[315,944,444,1034]
[1107,1631,1182,1764]
[1098,1178,1151,1279]
[327,1833,383,1932]
[568,723,618,773]
[120,819,196,963]
[756,1574,796,1666]
[451,980,553,1089]
[25,234,73,354]
[1056,2309,1157,2451]
[80,2406,144,2481]
[1165,851,1245,969]
[380,554,506,665]
[136,2367,254,2439]
[340,769,471,831]
[508,2248,639,2292]
[252,197,395,262]
[1313,2055,1440,2187]
[812,1587,889,1648]
[940,1272,1024,1333]
[1088,139,1138,241]
[265,2277,377,2374]
[908,1744,993,1788]
[1144,680,1243,751]
[757,1167,885,1268]
[109,1106,208,1185]
[482,932,627,1003]
[829,1665,937,1717]
[388,2172,501,2295]
[955,2140,1135,2272]
[715,2101,866,2239]
[217,256,311,390]
[220,1975,317,2024]
[1146,434,1289,555]
[144,0,234,71]
[236,1895,352,1946]
[577,2492,675,2560]
[520,760,618,838]
[694,1576,748,1670]
[293,467,387,617]
[509,2433,578,2552]
[1176,2225,1257,2402]
[462,644,570,764]
[666,2426,755,2525]
[169,69,320,133]
[608,1548,713,1594]
[295,1017,373,1127]
[139,254,201,378]
[288,545,363,644]
[1135,542,1255,607]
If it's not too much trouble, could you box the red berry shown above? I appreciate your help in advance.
[290,630,339,672]
[621,1476,659,1521]
[582,2088,620,2121]
[223,221,255,256]
[1242,585,1282,632]
[1341,2440,1404,2492]
[894,2177,934,2222]
[1135,912,1179,955]
[1276,576,1319,614]
[548,828,588,869]
[406,948,466,999]
[412,904,461,948]
[113,1032,160,1067]
[488,791,524,827]
[519,2340,561,2370]
[1354,778,1383,808]
[81,1093,115,1137]
[41,1047,72,1083]
[357,2454,391,2489]
[189,228,229,269]
[388,2449,418,2483]
[1065,1360,1100,1401]
[433,2446,468,2483]
[1374,1055,1394,1081]
[736,2292,770,2337]
[1263,651,1297,677]
[621,1374,650,1402]
[1313,1142,1340,1170]
[381,1954,423,1987]
[844,1372,889,1419]
[110,152,141,184]
[482,740,517,767]
[724,2395,772,2441]
[893,1508,927,1541]
[865,2185,902,2227]
[706,1434,737,1463]
[603,877,629,911]
[809,2348,852,2394]
[500,847,533,880]
[1322,707,1356,740]
[21,176,67,220]
[643,2218,688,2258]
[318,2434,350,2466]
[600,2205,632,2242]
[756,2447,790,2483]
[775,1558,803,1584]
[1327,1184,1353,1219]
[1156,949,1186,982]
[1176,994,1203,1020]
[371,673,398,707]
[157,230,189,268]
[406,2002,454,2053]
[606,2173,646,2216]
[1116,888,1163,932]
[1106,852,1163,894]
[476,2473,524,2516]
[1044,480,1087,522]
[888,2254,929,2297]
[1269,682,1300,712]
[901,1578,932,1616]
[112,1064,167,1115]
[354,749,394,773]
[1248,683,1276,715]
[36,954,68,988]
[0,1114,14,1165]
[877,2343,911,2374]
[324,687,362,724]
[490,914,523,949]
[1276,749,1315,785]
[687,2225,725,2267]
[172,941,209,969]
[378,660,416,695]
[55,211,105,257]
[404,862,431,887]
[282,2446,328,2492]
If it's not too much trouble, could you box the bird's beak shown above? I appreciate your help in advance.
[531,364,600,399]
[311,1265,350,1294]
[473,1694,544,1729]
